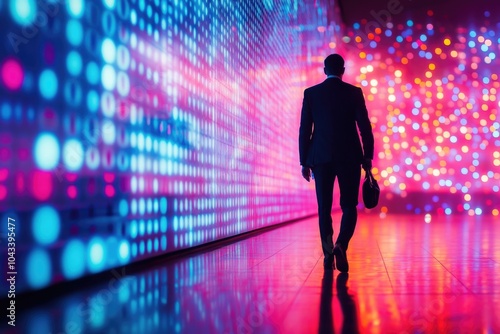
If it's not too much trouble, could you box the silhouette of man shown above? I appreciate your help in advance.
[299,54,374,272]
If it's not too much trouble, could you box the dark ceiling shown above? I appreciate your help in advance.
[337,0,499,27]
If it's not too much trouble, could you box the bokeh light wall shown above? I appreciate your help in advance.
[0,0,344,292]
[342,7,500,216]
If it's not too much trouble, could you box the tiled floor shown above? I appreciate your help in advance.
[6,213,500,333]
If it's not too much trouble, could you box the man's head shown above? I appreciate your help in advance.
[324,54,345,76]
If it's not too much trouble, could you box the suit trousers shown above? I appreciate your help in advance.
[312,161,361,258]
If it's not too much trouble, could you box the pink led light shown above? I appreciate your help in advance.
[0,168,8,181]
[104,173,115,183]
[67,186,77,199]
[32,171,53,201]
[16,173,24,193]
[105,185,115,197]
[0,148,11,160]
[0,185,6,201]
[65,173,78,182]
[1,58,24,91]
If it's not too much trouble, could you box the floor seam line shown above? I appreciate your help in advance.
[377,240,394,292]
[429,253,475,294]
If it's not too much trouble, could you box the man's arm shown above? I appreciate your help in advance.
[299,90,313,181]
[354,87,374,170]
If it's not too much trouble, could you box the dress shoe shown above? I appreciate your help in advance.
[333,244,349,273]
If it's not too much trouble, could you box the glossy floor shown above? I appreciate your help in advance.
[8,214,500,333]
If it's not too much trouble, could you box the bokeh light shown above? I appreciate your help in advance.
[32,205,60,245]
[345,11,500,215]
[1,58,24,90]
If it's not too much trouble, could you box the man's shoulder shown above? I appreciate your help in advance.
[304,81,331,97]
[339,80,362,91]
[305,80,362,91]
[304,82,324,92]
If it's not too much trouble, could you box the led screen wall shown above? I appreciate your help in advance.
[0,0,346,293]
[341,6,500,216]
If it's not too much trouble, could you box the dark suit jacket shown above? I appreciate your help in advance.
[299,77,374,167]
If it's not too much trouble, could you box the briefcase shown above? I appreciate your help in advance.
[362,170,380,209]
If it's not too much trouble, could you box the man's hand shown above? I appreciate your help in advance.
[301,166,311,182]
[362,158,372,172]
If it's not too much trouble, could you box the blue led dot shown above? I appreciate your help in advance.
[119,241,130,263]
[103,0,115,9]
[131,9,137,24]
[117,72,130,96]
[131,243,137,258]
[161,216,167,233]
[34,132,60,170]
[119,199,129,216]
[86,62,100,85]
[61,239,86,279]
[39,69,58,99]
[26,249,51,288]
[160,197,167,214]
[62,139,84,171]
[10,0,37,25]
[66,19,83,46]
[102,120,116,144]
[67,0,84,18]
[101,65,116,90]
[66,51,82,76]
[87,90,99,112]
[1,103,12,121]
[32,205,60,245]
[161,236,167,250]
[102,38,116,63]
[88,237,105,273]
[139,199,146,216]
[130,220,138,238]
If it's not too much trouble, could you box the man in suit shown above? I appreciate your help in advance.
[299,54,374,272]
